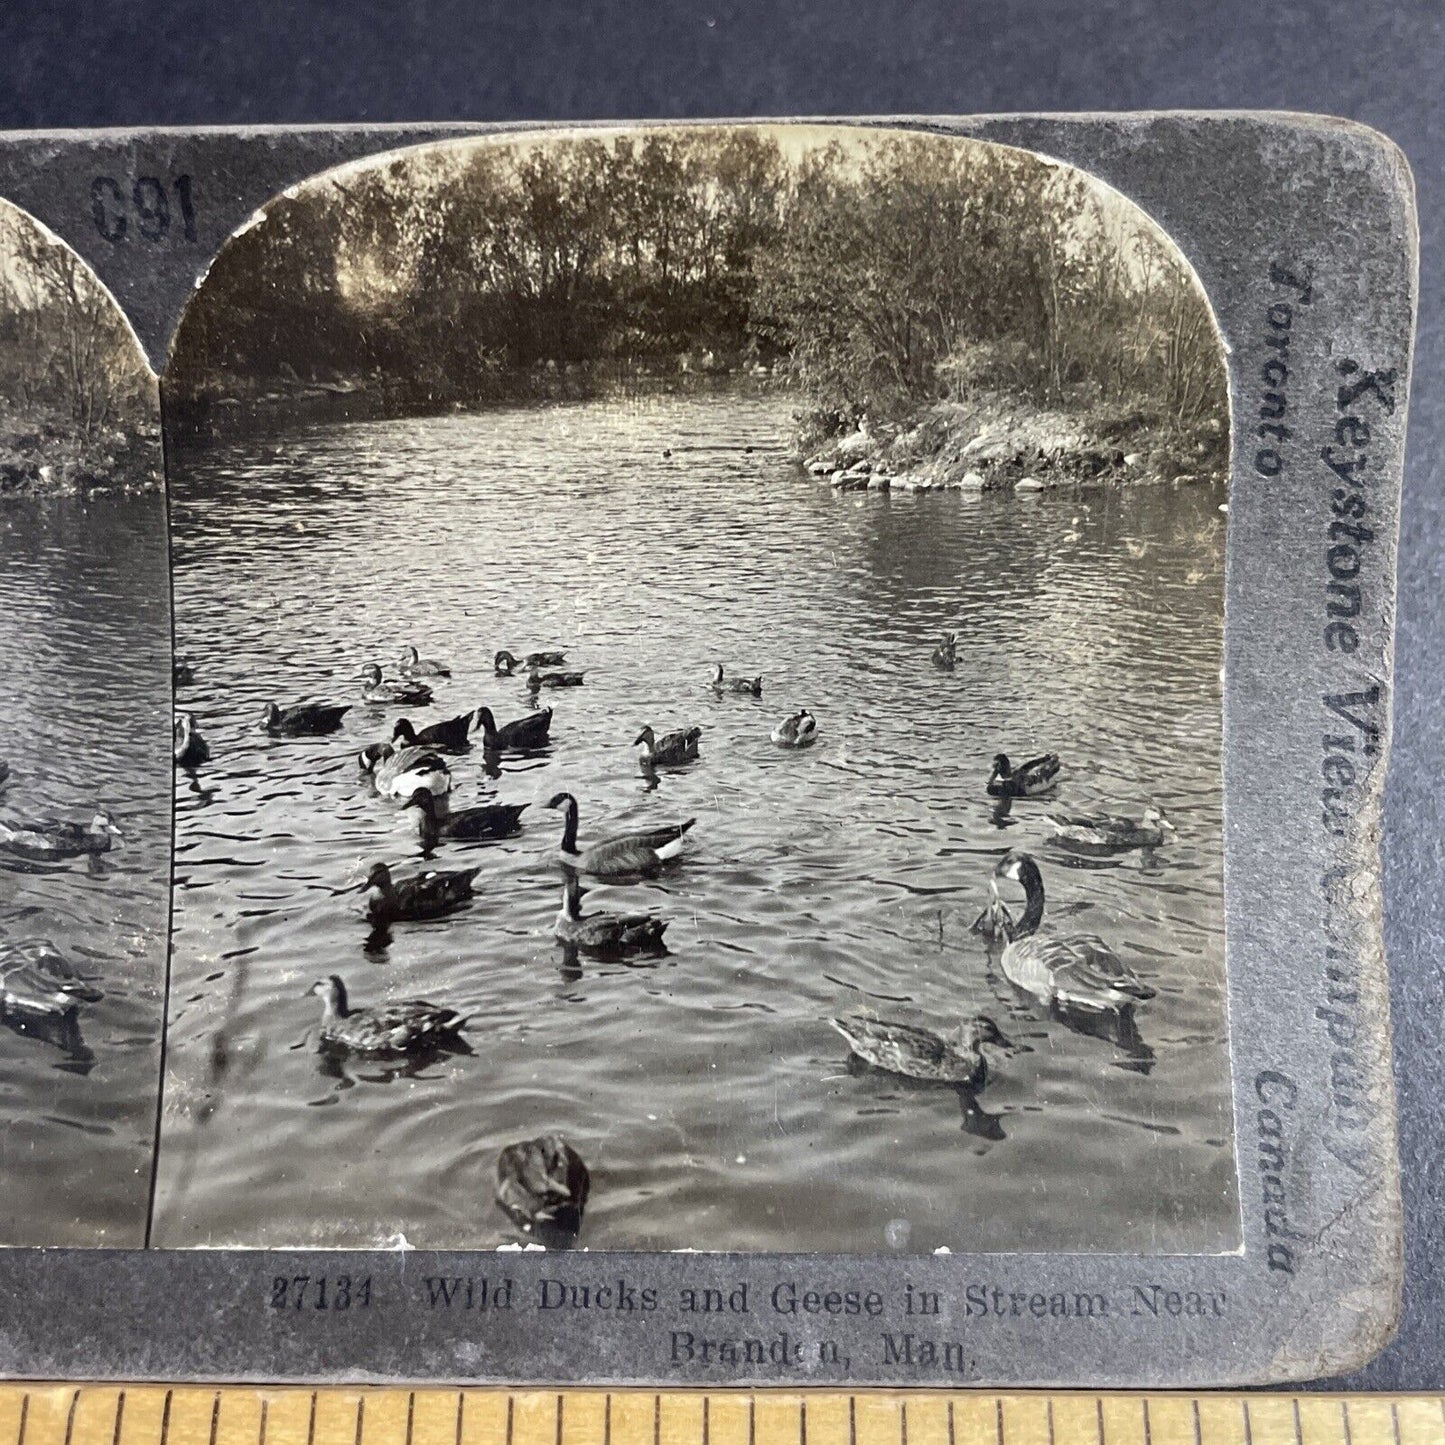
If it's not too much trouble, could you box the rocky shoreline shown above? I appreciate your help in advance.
[0,423,164,496]
[801,395,1227,495]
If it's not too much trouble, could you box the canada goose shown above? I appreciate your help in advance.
[990,850,1156,1013]
[553,876,667,956]
[771,710,818,748]
[546,792,690,879]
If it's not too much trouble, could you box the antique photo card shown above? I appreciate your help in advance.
[0,113,1417,1386]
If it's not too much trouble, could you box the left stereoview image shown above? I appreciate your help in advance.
[0,198,168,1245]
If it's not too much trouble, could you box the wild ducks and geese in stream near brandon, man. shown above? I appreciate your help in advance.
[1044,806,1175,852]
[472,705,553,751]
[358,664,433,707]
[494,649,566,675]
[0,809,122,862]
[711,663,762,696]
[173,712,210,768]
[832,1013,1013,1088]
[986,751,1061,798]
[358,742,451,799]
[398,644,451,677]
[771,709,818,748]
[975,850,1156,1014]
[405,787,529,849]
[260,701,351,737]
[553,876,668,957]
[495,1133,591,1240]
[392,712,475,752]
[0,940,103,1020]
[357,860,479,927]
[308,975,467,1057]
[932,632,958,670]
[546,791,692,880]
[634,724,702,768]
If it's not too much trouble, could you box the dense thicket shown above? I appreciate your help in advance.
[171,130,1226,445]
[0,209,159,489]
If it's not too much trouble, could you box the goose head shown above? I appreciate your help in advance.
[401,646,421,666]
[545,791,577,812]
[357,742,391,772]
[359,664,384,686]
[360,862,394,897]
[711,663,724,684]
[633,726,657,749]
[260,702,281,729]
[494,651,518,675]
[392,719,419,746]
[994,849,1029,884]
[990,752,1011,778]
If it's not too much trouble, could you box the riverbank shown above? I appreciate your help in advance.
[801,393,1228,493]
[1,412,163,496]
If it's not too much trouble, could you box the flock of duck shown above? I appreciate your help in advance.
[174,627,1177,1242]
[0,619,1178,1244]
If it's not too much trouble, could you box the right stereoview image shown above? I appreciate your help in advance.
[151,125,1236,1254]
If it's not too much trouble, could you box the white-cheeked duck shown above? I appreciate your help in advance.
[358,742,451,799]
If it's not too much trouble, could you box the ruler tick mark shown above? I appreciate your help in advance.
[354,1397,364,1445]
[556,1395,564,1445]
[702,1398,710,1445]
[454,1394,465,1445]
[603,1397,611,1445]
[63,1390,79,1445]
[13,1394,25,1445]
[946,1400,955,1445]
[1143,1398,1153,1445]
[995,1397,1004,1445]
[159,1393,173,1445]
[306,1396,317,1445]
[1292,1399,1302,1445]
[1047,1399,1055,1445]
[1191,1399,1201,1445]
[1243,1400,1255,1445]
[1095,1399,1104,1445]
[900,1400,908,1445]
[208,1395,220,1445]
[406,1395,415,1445]
[799,1400,806,1445]
[848,1398,856,1445]
[655,1396,661,1445]
[1343,1400,1354,1445]
[1391,1402,1401,1445]
[258,1400,268,1445]
[506,1398,514,1445]
[112,1392,127,1445]
[748,1399,755,1445]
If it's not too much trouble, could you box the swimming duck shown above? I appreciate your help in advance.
[1044,806,1175,852]
[554,876,668,957]
[173,656,196,687]
[261,701,351,737]
[359,742,451,799]
[0,940,103,1018]
[173,713,210,768]
[494,649,567,675]
[0,760,8,788]
[473,705,552,751]
[527,667,586,690]
[634,724,701,768]
[399,644,451,678]
[546,792,691,879]
[932,632,957,670]
[771,709,818,748]
[986,752,1061,798]
[393,712,475,752]
[711,664,762,697]
[832,1013,1011,1088]
[990,850,1156,1013]
[358,860,479,926]
[405,788,528,848]
[0,809,122,861]
[308,974,467,1056]
[358,664,433,707]
[495,1133,591,1239]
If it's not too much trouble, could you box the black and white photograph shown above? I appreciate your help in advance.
[0,196,168,1246]
[146,124,1236,1254]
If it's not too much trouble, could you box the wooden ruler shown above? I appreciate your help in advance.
[3,1389,1445,1445]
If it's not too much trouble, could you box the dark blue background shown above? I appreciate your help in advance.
[0,0,1440,1389]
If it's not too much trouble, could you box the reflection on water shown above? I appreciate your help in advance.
[153,392,1237,1253]
[0,493,170,1246]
